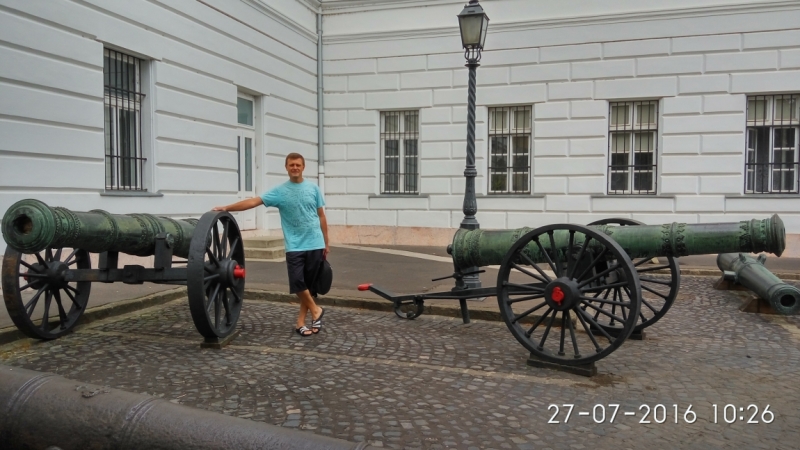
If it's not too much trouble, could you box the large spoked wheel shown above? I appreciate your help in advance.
[2,247,91,339]
[588,218,680,332]
[497,224,641,366]
[187,211,245,339]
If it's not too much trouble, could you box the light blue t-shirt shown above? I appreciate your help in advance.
[260,180,325,252]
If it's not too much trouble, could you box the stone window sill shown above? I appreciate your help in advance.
[100,190,163,197]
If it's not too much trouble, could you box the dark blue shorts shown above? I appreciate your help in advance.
[285,249,324,295]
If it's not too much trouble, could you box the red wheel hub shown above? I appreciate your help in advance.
[551,286,565,304]
[233,265,246,279]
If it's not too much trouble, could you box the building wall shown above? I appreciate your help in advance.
[320,0,800,250]
[0,0,319,253]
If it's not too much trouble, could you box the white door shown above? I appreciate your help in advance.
[236,130,256,230]
[235,95,256,230]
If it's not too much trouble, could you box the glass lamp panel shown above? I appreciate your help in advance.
[479,15,489,48]
[459,14,483,47]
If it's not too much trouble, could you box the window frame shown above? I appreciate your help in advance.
[745,94,800,194]
[103,48,148,191]
[380,110,419,195]
[487,105,532,195]
[607,100,660,195]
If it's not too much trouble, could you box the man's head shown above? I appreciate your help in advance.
[285,153,305,182]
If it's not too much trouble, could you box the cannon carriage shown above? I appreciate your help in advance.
[1,199,246,342]
[361,216,785,369]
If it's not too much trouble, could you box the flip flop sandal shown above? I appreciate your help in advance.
[311,308,325,332]
[295,325,313,337]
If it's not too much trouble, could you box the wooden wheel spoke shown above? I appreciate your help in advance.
[639,276,672,286]
[506,293,546,305]
[45,248,54,262]
[578,296,629,306]
[221,289,231,326]
[577,308,615,344]
[34,252,47,267]
[533,238,559,278]
[53,291,68,328]
[641,284,669,299]
[537,310,556,350]
[636,264,671,273]
[212,223,221,259]
[64,284,80,295]
[581,281,630,293]
[204,274,220,282]
[214,289,222,330]
[205,247,220,267]
[641,297,660,314]
[20,260,41,272]
[41,291,53,331]
[229,288,242,303]
[63,287,81,309]
[207,284,221,314]
[63,248,80,265]
[575,307,604,350]
[228,237,240,259]
[524,308,553,338]
[581,300,627,324]
[558,313,567,356]
[511,263,548,283]
[54,248,63,261]
[547,231,562,277]
[221,220,230,258]
[504,281,545,292]
[18,282,35,291]
[565,230,575,280]
[519,252,552,283]
[565,310,581,358]
[512,301,548,324]
[22,273,48,279]
[25,285,49,315]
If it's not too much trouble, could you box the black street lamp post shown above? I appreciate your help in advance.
[457,0,489,289]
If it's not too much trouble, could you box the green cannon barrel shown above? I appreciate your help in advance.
[717,252,800,315]
[450,215,785,269]
[1,199,198,258]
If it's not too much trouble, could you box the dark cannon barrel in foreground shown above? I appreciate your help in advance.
[450,215,785,270]
[1,198,198,258]
[0,365,371,450]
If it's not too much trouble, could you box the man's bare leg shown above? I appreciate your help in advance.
[295,289,322,329]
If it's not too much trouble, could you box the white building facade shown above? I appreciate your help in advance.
[2,0,800,255]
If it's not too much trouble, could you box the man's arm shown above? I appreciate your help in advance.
[212,197,263,212]
[317,207,329,257]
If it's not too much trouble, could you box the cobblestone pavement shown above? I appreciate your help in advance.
[2,276,800,450]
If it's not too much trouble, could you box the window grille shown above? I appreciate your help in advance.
[488,106,531,194]
[380,111,419,194]
[745,94,799,194]
[104,49,146,190]
[607,100,659,195]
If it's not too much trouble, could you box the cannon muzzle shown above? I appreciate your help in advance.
[1,199,197,258]
[717,252,800,315]
[451,215,786,269]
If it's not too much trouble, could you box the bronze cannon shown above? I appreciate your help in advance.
[1,199,246,342]
[361,216,785,369]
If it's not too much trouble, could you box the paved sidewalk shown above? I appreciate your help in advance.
[1,276,799,449]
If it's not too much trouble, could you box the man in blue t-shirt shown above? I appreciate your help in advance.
[213,153,328,337]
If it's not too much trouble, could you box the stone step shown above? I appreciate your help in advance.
[245,246,285,260]
[243,236,284,249]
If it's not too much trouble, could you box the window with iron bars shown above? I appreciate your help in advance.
[746,94,799,194]
[380,111,419,194]
[608,100,659,195]
[488,106,531,194]
[104,49,146,191]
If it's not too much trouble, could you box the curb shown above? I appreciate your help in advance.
[679,267,800,280]
[0,287,187,346]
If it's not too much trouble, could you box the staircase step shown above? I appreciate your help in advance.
[245,247,285,260]
[243,236,284,249]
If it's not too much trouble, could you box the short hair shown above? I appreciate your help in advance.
[285,153,305,166]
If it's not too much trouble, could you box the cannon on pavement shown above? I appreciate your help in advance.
[360,216,785,371]
[1,199,246,343]
[717,252,800,315]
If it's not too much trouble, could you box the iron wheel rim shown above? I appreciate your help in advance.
[496,223,642,366]
[2,246,91,340]
[187,211,245,339]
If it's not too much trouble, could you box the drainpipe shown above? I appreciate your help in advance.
[317,12,325,194]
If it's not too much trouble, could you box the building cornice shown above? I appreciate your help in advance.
[238,0,319,42]
[321,0,463,14]
[299,0,322,13]
[322,0,800,42]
